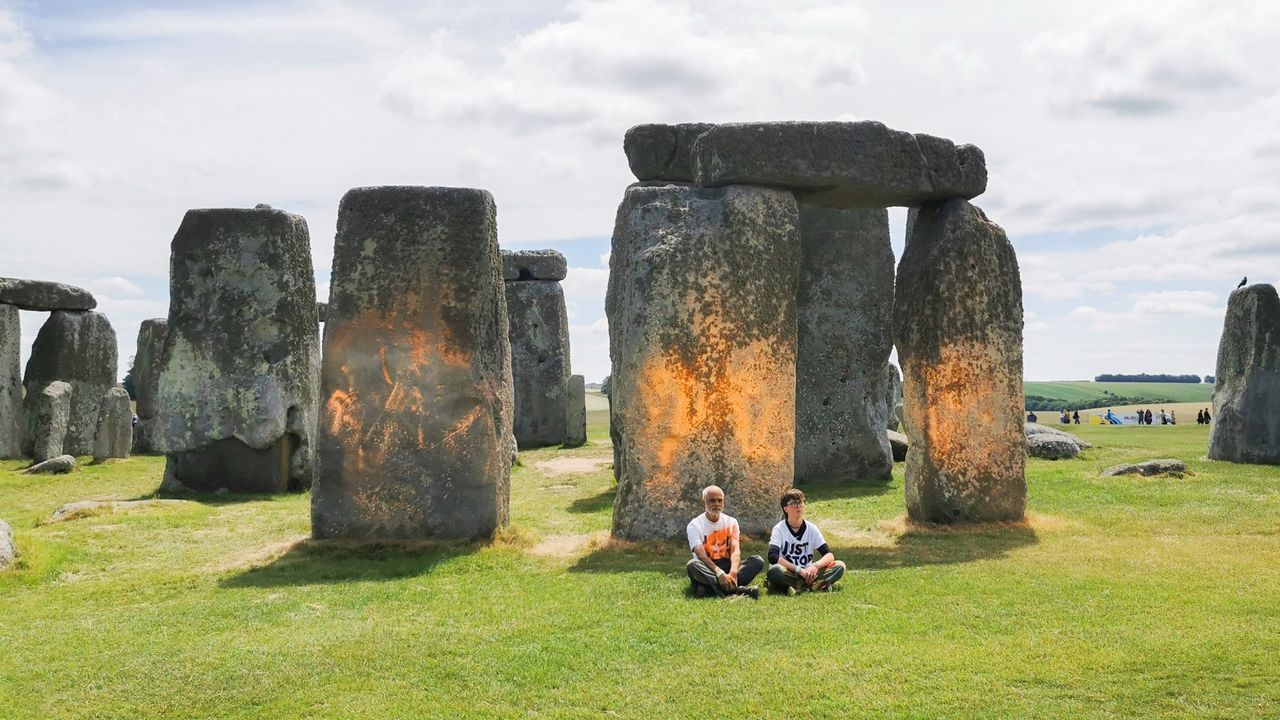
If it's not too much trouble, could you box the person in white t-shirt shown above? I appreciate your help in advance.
[766,488,846,594]
[685,485,764,599]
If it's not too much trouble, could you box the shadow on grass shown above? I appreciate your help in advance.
[568,486,616,514]
[798,480,896,502]
[219,540,477,588]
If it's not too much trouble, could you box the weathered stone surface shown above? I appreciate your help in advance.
[23,311,117,456]
[502,249,568,281]
[24,454,76,474]
[0,518,13,570]
[93,386,132,461]
[608,184,800,539]
[0,277,96,311]
[313,186,513,540]
[884,362,903,431]
[505,279,570,447]
[0,304,20,458]
[156,207,319,492]
[795,206,894,484]
[565,374,587,448]
[131,319,168,454]
[1026,433,1079,460]
[1209,284,1280,464]
[894,198,1025,523]
[1101,459,1187,477]
[25,381,72,462]
[887,429,908,462]
[47,498,192,524]
[693,121,987,208]
[624,122,716,182]
[1025,423,1093,449]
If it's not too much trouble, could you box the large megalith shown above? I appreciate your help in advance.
[503,249,571,448]
[313,186,513,541]
[794,205,895,484]
[93,386,132,461]
[1,304,20,458]
[22,311,117,456]
[624,123,716,183]
[156,207,320,493]
[1208,283,1280,464]
[894,198,1026,522]
[27,381,72,463]
[131,318,168,454]
[0,277,96,311]
[608,184,800,539]
[565,374,587,448]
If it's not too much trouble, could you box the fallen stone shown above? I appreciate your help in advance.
[883,363,903,431]
[1101,459,1187,477]
[23,311,117,456]
[505,274,570,448]
[313,186,513,541]
[93,386,132,461]
[1025,423,1093,449]
[608,183,800,539]
[887,429,908,462]
[157,206,320,492]
[24,454,76,474]
[0,277,96,311]
[564,374,587,448]
[26,381,72,462]
[623,122,715,182]
[1209,284,1280,464]
[1026,433,1080,460]
[0,518,14,570]
[502,249,568,281]
[693,121,987,208]
[0,304,20,458]
[795,206,894,484]
[894,198,1025,523]
[47,498,192,523]
[130,319,168,454]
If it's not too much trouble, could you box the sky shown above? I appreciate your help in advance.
[2,0,1278,383]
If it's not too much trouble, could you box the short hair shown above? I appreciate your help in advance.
[780,488,805,510]
[701,485,724,501]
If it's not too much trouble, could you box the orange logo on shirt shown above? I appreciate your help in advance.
[701,527,736,561]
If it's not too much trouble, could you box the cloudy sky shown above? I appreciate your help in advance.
[3,0,1278,383]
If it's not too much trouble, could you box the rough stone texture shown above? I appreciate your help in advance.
[156,207,320,493]
[1,304,20,458]
[26,381,72,462]
[565,374,587,448]
[24,454,76,474]
[502,249,568,282]
[1101,459,1187,477]
[505,278,570,448]
[0,277,96,311]
[887,429,908,462]
[894,198,1026,523]
[23,311,117,456]
[693,121,987,208]
[313,186,513,541]
[0,518,13,570]
[93,386,132,461]
[1208,284,1280,464]
[795,206,894,484]
[1025,423,1093,449]
[884,362,903,431]
[1026,433,1079,460]
[624,122,716,182]
[608,184,800,539]
[131,319,168,454]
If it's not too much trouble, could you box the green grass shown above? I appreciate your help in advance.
[1026,381,1214,404]
[2,422,1278,718]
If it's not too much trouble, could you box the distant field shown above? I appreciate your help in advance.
[1025,381,1213,404]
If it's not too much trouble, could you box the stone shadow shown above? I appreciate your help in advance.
[219,540,477,588]
[567,486,615,514]
[796,479,896,502]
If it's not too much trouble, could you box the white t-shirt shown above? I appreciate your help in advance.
[769,520,828,569]
[687,513,739,562]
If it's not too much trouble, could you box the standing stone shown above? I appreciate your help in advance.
[313,186,513,540]
[1208,284,1280,463]
[23,311,117,456]
[156,207,319,493]
[131,319,168,454]
[624,122,716,182]
[0,277,96,311]
[795,206,895,484]
[27,381,72,463]
[565,374,587,448]
[608,184,800,539]
[894,198,1026,523]
[0,518,14,571]
[1,304,20,458]
[504,250,571,448]
[93,386,132,461]
[884,362,903,431]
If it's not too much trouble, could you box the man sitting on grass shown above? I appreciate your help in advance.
[686,484,763,599]
[766,488,846,594]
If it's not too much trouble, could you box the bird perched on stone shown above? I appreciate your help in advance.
[1238,276,1247,288]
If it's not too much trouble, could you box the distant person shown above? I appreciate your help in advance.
[1170,410,1176,425]
[1203,407,1211,424]
[685,485,762,599]
[1072,410,1080,425]
[1027,411,1037,423]
[1160,409,1169,425]
[766,488,846,594]
[1104,408,1121,424]
[1145,409,1153,425]
[1060,410,1070,424]
[1196,409,1204,425]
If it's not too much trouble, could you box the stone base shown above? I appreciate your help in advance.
[163,436,296,493]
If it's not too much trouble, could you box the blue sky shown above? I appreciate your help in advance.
[3,0,1279,383]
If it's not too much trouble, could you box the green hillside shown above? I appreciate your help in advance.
[1025,381,1213,407]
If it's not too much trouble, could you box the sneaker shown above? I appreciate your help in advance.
[733,586,760,600]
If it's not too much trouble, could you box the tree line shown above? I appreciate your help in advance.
[1093,373,1205,383]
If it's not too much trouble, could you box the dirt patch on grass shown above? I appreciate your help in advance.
[876,511,1073,536]
[210,536,308,573]
[528,531,609,559]
[533,457,612,476]
[44,499,195,524]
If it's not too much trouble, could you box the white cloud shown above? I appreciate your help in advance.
[91,276,145,296]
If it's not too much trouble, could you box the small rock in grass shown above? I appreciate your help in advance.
[887,430,908,462]
[23,454,76,474]
[0,518,15,570]
[1026,433,1080,460]
[47,499,192,523]
[1100,459,1187,477]
[1025,423,1093,448]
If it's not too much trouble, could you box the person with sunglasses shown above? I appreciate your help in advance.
[766,488,846,594]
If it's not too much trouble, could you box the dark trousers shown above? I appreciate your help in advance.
[686,555,764,594]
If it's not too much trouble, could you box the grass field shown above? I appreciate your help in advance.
[1025,381,1214,404]
[3,416,1279,718]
